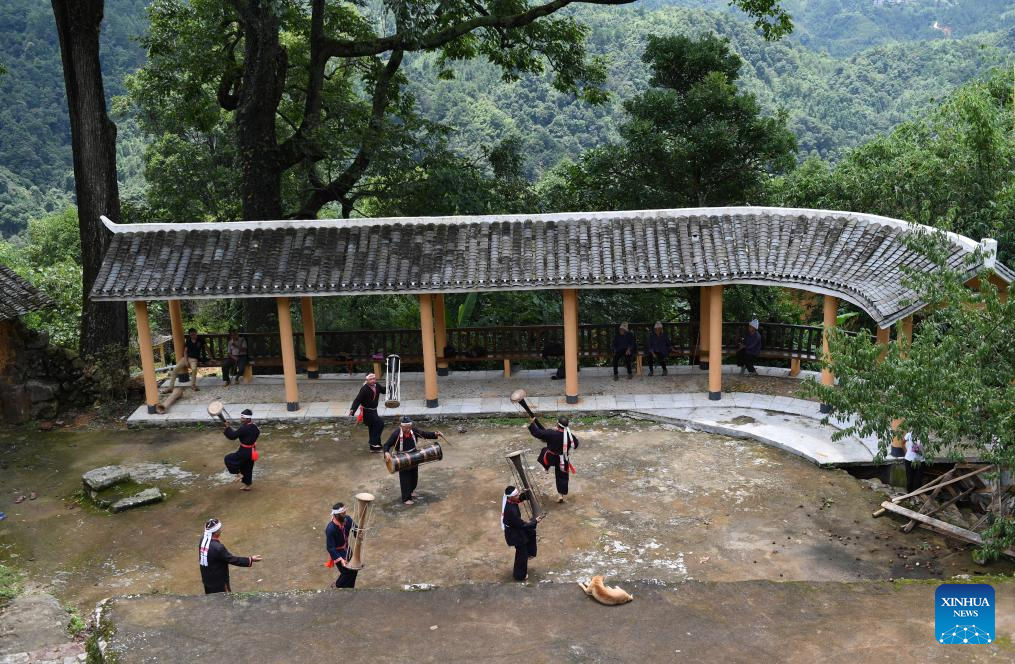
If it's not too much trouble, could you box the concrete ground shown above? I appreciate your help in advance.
[129,367,880,465]
[97,579,1015,663]
[1,418,1005,618]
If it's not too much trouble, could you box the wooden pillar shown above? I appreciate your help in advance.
[820,295,838,414]
[876,326,890,363]
[890,315,914,456]
[300,297,319,379]
[134,301,159,415]
[434,294,449,376]
[563,288,579,404]
[707,285,722,400]
[699,285,710,370]
[276,297,300,411]
[168,300,185,362]
[419,294,439,407]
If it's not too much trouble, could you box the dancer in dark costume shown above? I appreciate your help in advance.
[501,485,543,581]
[325,502,359,588]
[383,416,441,505]
[527,415,579,503]
[348,373,386,452]
[223,408,260,490]
[198,518,262,593]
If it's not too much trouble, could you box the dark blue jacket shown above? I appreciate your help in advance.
[648,331,671,355]
[612,331,636,353]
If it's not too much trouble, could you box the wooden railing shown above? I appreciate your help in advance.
[191,321,851,371]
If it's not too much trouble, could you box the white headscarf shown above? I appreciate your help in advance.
[331,505,347,516]
[749,319,760,330]
[199,519,222,567]
[501,487,520,530]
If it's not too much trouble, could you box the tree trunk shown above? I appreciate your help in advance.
[232,1,288,331]
[51,0,128,357]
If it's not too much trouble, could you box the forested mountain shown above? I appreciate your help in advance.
[0,0,146,237]
[667,0,1015,55]
[0,0,1011,236]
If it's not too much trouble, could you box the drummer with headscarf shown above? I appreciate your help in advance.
[348,373,386,452]
[223,408,260,490]
[383,416,442,506]
[502,485,543,581]
[324,502,359,588]
[527,415,579,503]
[198,518,262,594]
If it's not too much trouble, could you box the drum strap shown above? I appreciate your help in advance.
[397,429,417,453]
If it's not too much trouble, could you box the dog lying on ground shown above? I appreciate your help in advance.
[578,576,633,605]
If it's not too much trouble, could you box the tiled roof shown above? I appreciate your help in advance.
[89,207,1010,327]
[0,264,53,321]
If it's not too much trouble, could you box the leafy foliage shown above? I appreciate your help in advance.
[0,208,83,349]
[770,67,1015,263]
[537,33,796,211]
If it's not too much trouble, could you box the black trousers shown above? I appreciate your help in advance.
[363,409,384,451]
[399,467,419,502]
[512,536,538,580]
[221,355,248,383]
[647,351,668,372]
[904,460,925,494]
[224,452,254,486]
[554,465,569,496]
[335,562,358,589]
[736,349,758,372]
[203,582,229,594]
[612,351,633,375]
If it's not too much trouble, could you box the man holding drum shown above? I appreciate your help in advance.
[223,408,260,490]
[383,416,442,506]
[348,373,386,452]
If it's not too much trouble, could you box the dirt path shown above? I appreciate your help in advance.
[0,418,1005,614]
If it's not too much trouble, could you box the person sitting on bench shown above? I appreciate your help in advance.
[735,319,762,375]
[165,327,207,392]
[221,329,249,386]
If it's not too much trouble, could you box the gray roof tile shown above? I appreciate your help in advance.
[89,207,1011,327]
[0,265,53,321]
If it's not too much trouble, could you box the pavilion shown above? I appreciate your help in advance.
[91,206,1011,448]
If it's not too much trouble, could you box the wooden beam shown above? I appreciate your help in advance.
[133,301,159,414]
[875,326,889,363]
[276,297,300,411]
[562,288,579,404]
[708,285,722,400]
[890,465,993,503]
[168,299,185,361]
[789,357,801,377]
[419,294,439,407]
[300,297,319,379]
[699,285,710,370]
[434,294,449,376]
[820,295,837,413]
[879,501,1015,557]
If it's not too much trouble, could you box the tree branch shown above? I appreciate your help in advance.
[294,49,405,218]
[321,0,636,58]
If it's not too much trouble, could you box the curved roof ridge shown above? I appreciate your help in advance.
[100,207,980,251]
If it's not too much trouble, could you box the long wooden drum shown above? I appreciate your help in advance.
[385,442,443,474]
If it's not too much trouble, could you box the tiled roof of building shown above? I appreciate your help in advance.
[89,207,1010,327]
[0,264,53,321]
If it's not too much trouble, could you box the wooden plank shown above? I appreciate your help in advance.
[900,469,956,532]
[889,465,994,503]
[902,484,974,533]
[880,501,1015,557]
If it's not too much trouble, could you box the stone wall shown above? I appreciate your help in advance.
[0,319,93,424]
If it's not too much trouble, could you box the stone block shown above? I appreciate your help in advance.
[111,488,163,513]
[82,465,130,491]
[24,379,57,403]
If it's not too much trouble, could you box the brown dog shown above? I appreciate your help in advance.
[578,576,633,605]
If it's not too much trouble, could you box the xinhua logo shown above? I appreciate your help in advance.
[935,584,995,644]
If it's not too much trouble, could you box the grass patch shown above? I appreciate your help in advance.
[0,564,22,603]
[65,603,87,636]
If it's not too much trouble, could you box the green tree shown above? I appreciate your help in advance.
[803,232,1014,558]
[770,67,1015,264]
[0,208,84,349]
[539,33,797,211]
